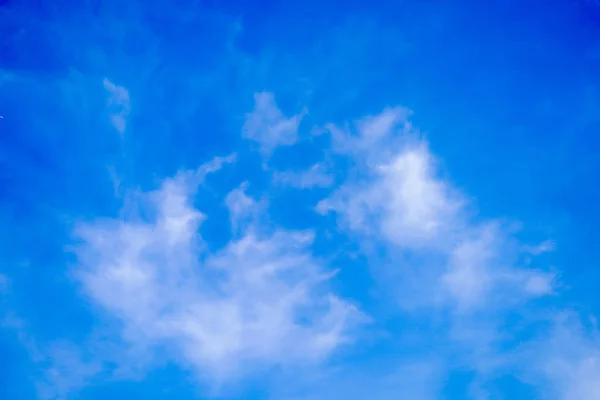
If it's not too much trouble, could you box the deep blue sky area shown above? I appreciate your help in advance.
[2,0,600,399]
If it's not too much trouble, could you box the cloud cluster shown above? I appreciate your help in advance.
[72,156,361,383]
[319,107,555,312]
[3,0,599,397]
[4,81,598,400]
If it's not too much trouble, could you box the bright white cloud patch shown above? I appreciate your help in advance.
[319,107,462,249]
[103,78,130,134]
[72,158,361,382]
[319,143,462,248]
[319,107,555,311]
[242,92,305,155]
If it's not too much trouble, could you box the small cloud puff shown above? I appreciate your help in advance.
[243,92,305,156]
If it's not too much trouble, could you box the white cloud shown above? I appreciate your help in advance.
[315,106,562,397]
[441,226,497,309]
[225,182,257,233]
[523,239,556,255]
[319,143,462,249]
[242,92,305,155]
[9,92,576,399]
[524,314,600,399]
[522,270,555,296]
[319,107,554,311]
[326,106,414,166]
[72,157,362,383]
[440,223,556,310]
[103,78,130,134]
[273,163,334,189]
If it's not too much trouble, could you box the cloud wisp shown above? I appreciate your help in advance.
[242,92,306,157]
[103,78,130,134]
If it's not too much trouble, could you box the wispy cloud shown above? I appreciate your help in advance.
[318,142,462,249]
[4,93,585,399]
[71,157,363,386]
[243,92,305,156]
[4,0,599,398]
[523,239,556,256]
[521,313,600,399]
[273,163,334,189]
[36,343,104,400]
[0,313,104,400]
[319,107,555,311]
[315,106,561,396]
[103,78,130,134]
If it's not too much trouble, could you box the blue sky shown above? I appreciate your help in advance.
[2,0,600,399]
